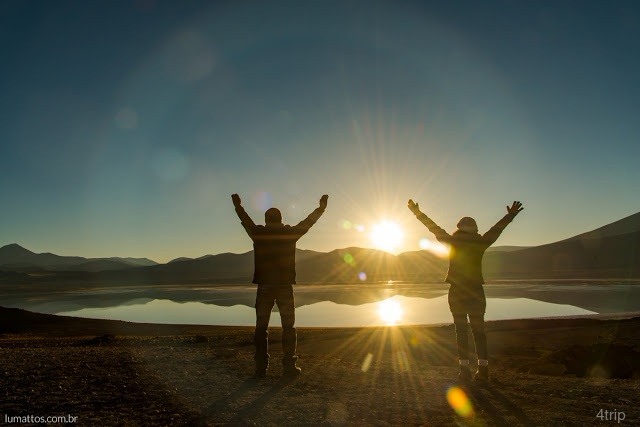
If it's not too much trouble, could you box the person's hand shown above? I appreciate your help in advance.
[231,194,242,207]
[507,201,524,216]
[319,194,329,210]
[408,199,422,215]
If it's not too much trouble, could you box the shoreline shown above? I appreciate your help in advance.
[4,304,640,335]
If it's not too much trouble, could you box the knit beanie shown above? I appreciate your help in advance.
[457,217,478,233]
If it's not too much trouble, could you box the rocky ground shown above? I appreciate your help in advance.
[1,307,639,426]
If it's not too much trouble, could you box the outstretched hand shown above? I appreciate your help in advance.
[231,194,242,207]
[507,201,524,216]
[407,199,422,215]
[319,194,329,210]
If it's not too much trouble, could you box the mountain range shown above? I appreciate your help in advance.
[0,243,157,272]
[1,212,639,283]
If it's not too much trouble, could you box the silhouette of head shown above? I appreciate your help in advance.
[265,208,283,225]
[457,217,478,233]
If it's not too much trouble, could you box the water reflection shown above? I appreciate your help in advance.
[7,283,640,318]
[58,295,597,327]
[377,299,403,325]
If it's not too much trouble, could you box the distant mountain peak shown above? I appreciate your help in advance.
[2,243,27,249]
[565,211,640,243]
[0,243,35,256]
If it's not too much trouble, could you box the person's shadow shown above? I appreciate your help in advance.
[466,379,534,427]
[203,376,297,424]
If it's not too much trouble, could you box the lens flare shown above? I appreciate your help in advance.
[343,253,356,267]
[252,191,272,212]
[419,238,450,257]
[114,107,138,130]
[358,271,367,281]
[151,148,189,182]
[395,350,410,372]
[446,386,474,418]
[377,298,403,325]
[339,219,365,232]
[361,353,373,372]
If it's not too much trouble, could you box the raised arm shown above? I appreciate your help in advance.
[294,195,328,234]
[231,194,257,237]
[482,201,524,245]
[408,199,452,243]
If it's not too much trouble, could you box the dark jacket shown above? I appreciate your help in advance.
[234,205,325,285]
[416,212,516,286]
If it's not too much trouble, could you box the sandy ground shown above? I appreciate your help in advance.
[1,307,640,426]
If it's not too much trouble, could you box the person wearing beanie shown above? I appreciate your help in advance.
[407,199,524,384]
[232,193,328,378]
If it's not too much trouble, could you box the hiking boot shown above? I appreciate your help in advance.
[254,358,268,379]
[473,366,489,385]
[282,354,301,377]
[458,366,471,382]
[282,359,302,377]
[283,364,302,377]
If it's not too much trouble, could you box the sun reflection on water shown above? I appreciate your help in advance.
[377,298,403,325]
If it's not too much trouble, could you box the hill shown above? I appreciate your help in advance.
[483,212,640,279]
[564,211,640,242]
[2,211,640,282]
[484,230,640,279]
[94,247,444,285]
[0,244,158,272]
[133,211,640,282]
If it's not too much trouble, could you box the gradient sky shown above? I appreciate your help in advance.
[1,0,639,263]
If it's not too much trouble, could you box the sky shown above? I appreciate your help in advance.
[1,0,639,263]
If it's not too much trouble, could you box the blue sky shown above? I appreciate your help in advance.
[1,0,639,262]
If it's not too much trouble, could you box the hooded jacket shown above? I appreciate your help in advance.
[235,205,325,285]
[416,212,516,286]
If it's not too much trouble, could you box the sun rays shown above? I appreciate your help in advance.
[315,316,464,425]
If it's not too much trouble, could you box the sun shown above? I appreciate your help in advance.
[370,220,404,253]
[377,298,403,325]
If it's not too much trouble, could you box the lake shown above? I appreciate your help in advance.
[5,282,640,327]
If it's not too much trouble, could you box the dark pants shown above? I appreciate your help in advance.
[452,313,488,361]
[448,284,488,361]
[254,285,297,370]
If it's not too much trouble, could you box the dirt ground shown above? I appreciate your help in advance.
[1,307,639,426]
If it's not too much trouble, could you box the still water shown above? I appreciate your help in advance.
[58,294,597,327]
[43,282,640,327]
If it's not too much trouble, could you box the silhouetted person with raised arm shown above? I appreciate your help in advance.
[408,199,523,384]
[232,193,328,378]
